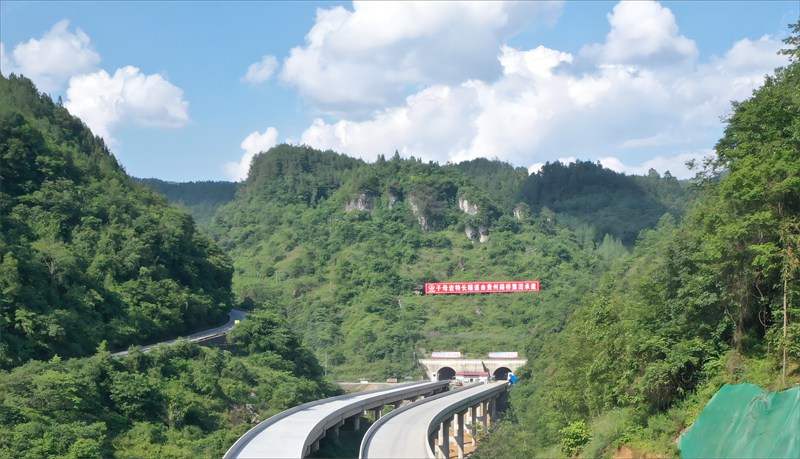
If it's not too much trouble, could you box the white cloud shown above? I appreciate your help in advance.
[580,1,697,66]
[1,19,101,93]
[223,127,279,181]
[500,44,573,79]
[294,1,787,179]
[529,157,576,175]
[599,150,713,179]
[280,1,564,115]
[530,151,711,180]
[65,66,190,144]
[301,83,482,162]
[242,55,279,84]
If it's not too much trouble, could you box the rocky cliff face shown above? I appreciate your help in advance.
[458,196,479,216]
[387,192,400,210]
[345,193,376,212]
[408,196,433,231]
[479,226,489,243]
[465,224,490,243]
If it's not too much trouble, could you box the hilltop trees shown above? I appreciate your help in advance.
[704,24,800,378]
[0,74,233,368]
[0,74,336,458]
[475,23,800,458]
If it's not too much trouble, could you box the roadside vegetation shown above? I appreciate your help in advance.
[0,23,796,458]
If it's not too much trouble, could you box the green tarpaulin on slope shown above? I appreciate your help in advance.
[679,383,800,458]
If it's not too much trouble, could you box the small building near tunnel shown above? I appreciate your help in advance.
[418,353,527,383]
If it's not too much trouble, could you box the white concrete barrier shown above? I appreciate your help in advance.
[360,382,508,459]
[226,380,450,459]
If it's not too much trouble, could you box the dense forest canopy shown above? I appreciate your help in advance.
[0,74,233,367]
[134,179,239,227]
[0,74,337,458]
[518,160,691,245]
[0,23,796,459]
[474,24,799,458]
[206,142,689,380]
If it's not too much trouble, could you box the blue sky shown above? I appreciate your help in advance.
[1,1,796,182]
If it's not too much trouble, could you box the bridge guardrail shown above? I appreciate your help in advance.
[359,382,508,459]
[225,380,449,458]
[423,382,508,458]
[300,380,450,457]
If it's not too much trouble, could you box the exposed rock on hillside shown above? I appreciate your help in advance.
[345,193,376,212]
[388,191,401,209]
[408,196,433,231]
[513,203,529,219]
[465,224,490,243]
[458,196,479,216]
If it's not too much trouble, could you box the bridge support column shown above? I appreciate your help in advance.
[481,400,490,428]
[469,405,478,446]
[437,417,452,459]
[372,405,384,421]
[347,413,362,431]
[330,419,344,438]
[454,410,466,459]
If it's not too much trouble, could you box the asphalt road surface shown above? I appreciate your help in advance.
[111,308,248,357]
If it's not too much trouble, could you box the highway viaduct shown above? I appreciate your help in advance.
[224,381,451,458]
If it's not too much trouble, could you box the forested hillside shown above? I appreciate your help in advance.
[0,74,337,457]
[518,160,692,246]
[475,25,800,458]
[0,74,238,367]
[135,178,238,227]
[1,24,795,458]
[208,146,688,380]
[0,312,338,458]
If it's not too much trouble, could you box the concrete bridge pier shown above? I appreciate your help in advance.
[469,405,478,446]
[481,400,492,429]
[371,405,384,421]
[435,417,452,459]
[329,419,344,438]
[345,412,362,431]
[454,410,467,459]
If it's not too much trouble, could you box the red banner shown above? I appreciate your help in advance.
[424,281,540,295]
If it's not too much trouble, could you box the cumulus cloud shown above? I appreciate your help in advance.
[223,127,280,181]
[280,1,564,115]
[598,151,713,179]
[242,55,279,84]
[1,19,100,93]
[580,1,697,66]
[529,157,576,175]
[295,1,787,178]
[528,151,710,180]
[65,66,190,144]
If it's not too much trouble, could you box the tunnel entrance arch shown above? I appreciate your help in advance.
[493,367,512,381]
[437,367,456,381]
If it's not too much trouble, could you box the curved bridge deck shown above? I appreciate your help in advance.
[361,382,508,459]
[225,380,449,459]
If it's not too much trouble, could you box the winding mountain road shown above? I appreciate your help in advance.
[112,308,248,357]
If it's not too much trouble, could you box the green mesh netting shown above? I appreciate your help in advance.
[679,383,800,458]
